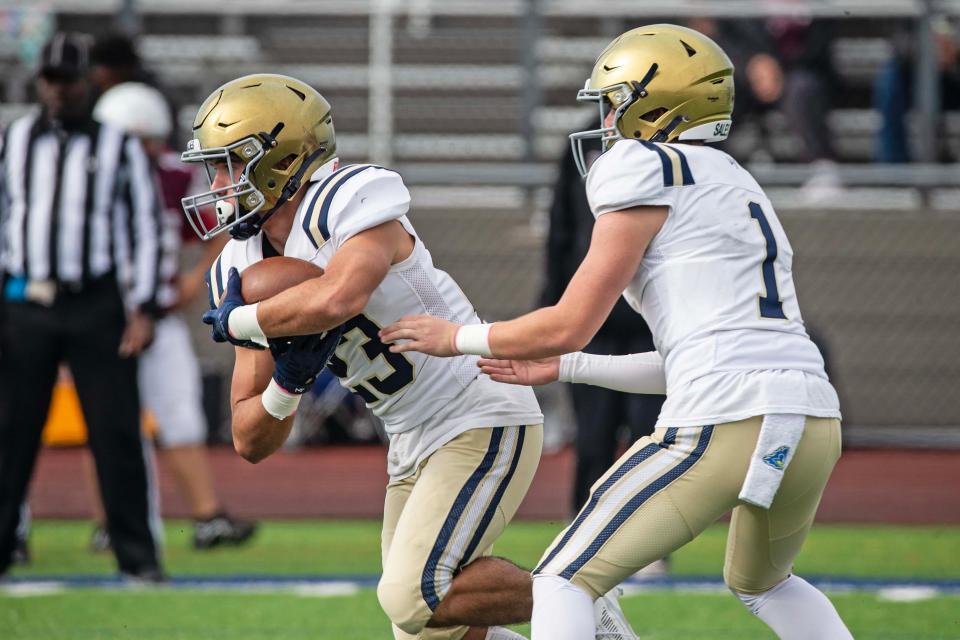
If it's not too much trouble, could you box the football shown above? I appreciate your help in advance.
[239,256,325,303]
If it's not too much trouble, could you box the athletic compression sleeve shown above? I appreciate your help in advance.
[558,350,666,395]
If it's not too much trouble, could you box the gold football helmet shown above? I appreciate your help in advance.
[181,74,337,240]
[571,24,735,176]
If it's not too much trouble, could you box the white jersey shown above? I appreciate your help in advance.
[212,164,541,476]
[586,140,840,427]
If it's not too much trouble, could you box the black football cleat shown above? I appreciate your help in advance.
[192,512,257,550]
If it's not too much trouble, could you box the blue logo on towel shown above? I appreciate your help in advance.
[763,446,790,470]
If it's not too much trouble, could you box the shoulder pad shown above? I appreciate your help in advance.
[586,140,693,216]
[301,164,410,250]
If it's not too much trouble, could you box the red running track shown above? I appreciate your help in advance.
[27,445,960,524]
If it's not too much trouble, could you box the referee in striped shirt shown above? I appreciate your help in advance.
[0,32,164,580]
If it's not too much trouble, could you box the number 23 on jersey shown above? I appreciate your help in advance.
[327,314,416,403]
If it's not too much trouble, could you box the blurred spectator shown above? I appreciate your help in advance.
[90,32,152,93]
[0,32,163,581]
[90,32,180,144]
[541,129,665,517]
[874,17,960,163]
[89,82,256,550]
[690,12,839,196]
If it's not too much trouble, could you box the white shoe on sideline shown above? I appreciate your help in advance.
[593,587,640,639]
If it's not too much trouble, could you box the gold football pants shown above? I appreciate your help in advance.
[379,424,543,640]
[535,416,841,597]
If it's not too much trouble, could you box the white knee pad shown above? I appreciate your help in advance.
[376,576,429,636]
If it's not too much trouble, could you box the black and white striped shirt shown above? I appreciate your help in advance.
[0,110,161,310]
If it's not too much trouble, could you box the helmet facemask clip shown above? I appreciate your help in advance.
[256,122,285,150]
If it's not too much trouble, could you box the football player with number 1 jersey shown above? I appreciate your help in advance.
[186,75,545,640]
[380,25,853,640]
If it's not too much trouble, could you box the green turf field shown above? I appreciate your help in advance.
[3,520,959,639]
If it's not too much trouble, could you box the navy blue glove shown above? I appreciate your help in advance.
[202,267,265,350]
[269,326,345,394]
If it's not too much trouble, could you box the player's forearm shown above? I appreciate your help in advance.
[559,351,666,394]
[489,306,594,359]
[256,277,367,337]
[231,395,294,463]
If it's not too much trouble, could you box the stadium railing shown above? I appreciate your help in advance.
[11,1,957,446]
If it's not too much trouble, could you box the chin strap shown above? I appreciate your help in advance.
[650,115,689,143]
[229,123,329,240]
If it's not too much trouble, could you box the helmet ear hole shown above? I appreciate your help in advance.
[272,153,298,172]
[640,107,668,122]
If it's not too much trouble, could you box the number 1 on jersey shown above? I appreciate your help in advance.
[748,202,787,320]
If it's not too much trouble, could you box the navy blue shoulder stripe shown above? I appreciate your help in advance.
[636,140,674,188]
[302,164,383,250]
[635,140,695,187]
[209,255,224,307]
[668,144,695,186]
[205,268,216,310]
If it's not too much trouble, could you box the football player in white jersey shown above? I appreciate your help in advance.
[185,74,553,640]
[379,25,853,640]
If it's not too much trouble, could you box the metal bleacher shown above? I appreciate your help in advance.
[4,1,956,186]
[2,0,959,442]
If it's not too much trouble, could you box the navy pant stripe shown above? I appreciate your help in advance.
[558,426,714,580]
[661,427,679,447]
[534,441,662,574]
[420,427,504,611]
[460,427,526,565]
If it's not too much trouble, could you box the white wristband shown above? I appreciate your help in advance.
[261,378,302,420]
[228,302,268,348]
[454,323,493,357]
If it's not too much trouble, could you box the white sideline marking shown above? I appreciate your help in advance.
[2,582,65,597]
[291,582,360,597]
[5,577,959,601]
[877,587,940,602]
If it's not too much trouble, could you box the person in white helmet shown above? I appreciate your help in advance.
[91,82,257,550]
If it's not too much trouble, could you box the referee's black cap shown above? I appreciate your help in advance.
[38,32,93,81]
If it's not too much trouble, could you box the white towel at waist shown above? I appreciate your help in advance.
[738,414,806,509]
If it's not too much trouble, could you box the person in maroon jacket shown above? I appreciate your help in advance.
[88,82,257,550]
